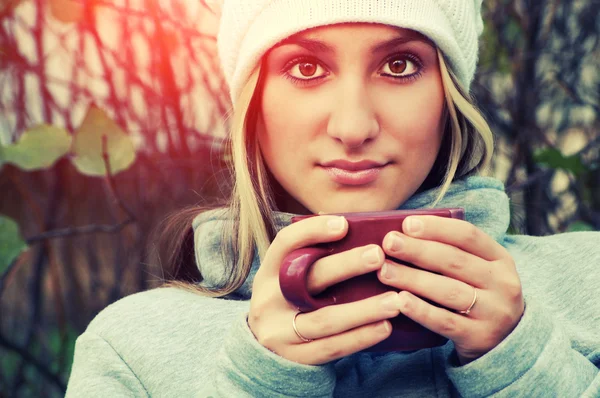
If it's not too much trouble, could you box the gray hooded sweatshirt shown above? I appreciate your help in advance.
[66,177,600,397]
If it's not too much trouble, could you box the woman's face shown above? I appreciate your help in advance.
[257,23,446,214]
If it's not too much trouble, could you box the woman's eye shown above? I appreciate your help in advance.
[380,57,420,78]
[287,61,327,80]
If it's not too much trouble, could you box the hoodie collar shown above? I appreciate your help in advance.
[193,176,510,297]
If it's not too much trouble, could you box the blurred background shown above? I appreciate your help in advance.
[0,0,598,396]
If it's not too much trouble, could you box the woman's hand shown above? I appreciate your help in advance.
[248,215,399,365]
[378,216,525,365]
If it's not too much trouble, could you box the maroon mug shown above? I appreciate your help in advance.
[279,208,465,352]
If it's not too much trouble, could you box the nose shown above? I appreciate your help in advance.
[326,80,380,148]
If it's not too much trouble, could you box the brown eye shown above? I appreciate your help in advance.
[299,62,317,77]
[389,59,407,74]
[381,56,420,78]
[286,59,327,81]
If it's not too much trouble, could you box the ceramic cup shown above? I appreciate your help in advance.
[279,208,465,352]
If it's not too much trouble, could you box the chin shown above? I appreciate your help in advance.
[307,195,403,214]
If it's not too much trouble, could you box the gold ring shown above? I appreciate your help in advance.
[458,286,477,315]
[293,311,314,342]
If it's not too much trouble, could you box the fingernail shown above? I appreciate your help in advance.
[385,233,404,252]
[382,262,398,280]
[362,247,381,266]
[327,216,345,231]
[405,217,424,234]
[381,293,403,311]
[380,320,391,333]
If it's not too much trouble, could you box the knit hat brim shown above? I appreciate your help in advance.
[220,0,480,103]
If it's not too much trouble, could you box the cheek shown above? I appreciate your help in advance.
[258,82,312,178]
[261,83,296,141]
[378,83,445,147]
[260,82,324,153]
[259,84,290,152]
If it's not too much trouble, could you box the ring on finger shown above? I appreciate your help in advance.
[293,311,314,342]
[458,286,477,316]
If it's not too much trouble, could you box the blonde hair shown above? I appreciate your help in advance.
[433,50,494,204]
[162,49,494,297]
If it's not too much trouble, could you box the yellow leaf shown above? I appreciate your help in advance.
[2,124,71,170]
[71,105,136,176]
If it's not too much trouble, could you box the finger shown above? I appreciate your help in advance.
[382,231,491,288]
[394,291,471,342]
[402,216,508,262]
[261,215,348,276]
[378,261,479,313]
[292,292,403,341]
[307,244,384,295]
[290,320,392,365]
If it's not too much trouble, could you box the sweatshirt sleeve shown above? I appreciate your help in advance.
[445,298,600,397]
[214,312,336,397]
[65,287,336,397]
[66,332,149,397]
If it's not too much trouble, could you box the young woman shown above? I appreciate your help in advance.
[66,1,600,396]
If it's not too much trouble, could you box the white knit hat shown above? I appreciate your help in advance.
[217,0,484,103]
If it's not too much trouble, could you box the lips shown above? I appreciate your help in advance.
[319,159,388,186]
[320,159,388,171]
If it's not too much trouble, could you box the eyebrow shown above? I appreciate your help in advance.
[275,33,434,54]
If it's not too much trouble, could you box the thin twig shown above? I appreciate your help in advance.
[25,218,133,243]
[507,132,600,194]
[506,169,554,193]
[101,135,136,221]
[553,75,600,114]
[0,255,25,296]
[24,136,137,243]
[578,134,600,158]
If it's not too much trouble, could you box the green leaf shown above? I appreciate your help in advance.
[479,21,511,74]
[0,145,5,171]
[71,105,136,176]
[46,325,78,374]
[505,17,524,44]
[533,148,587,176]
[534,147,562,166]
[0,215,28,275]
[1,125,71,171]
[1,350,20,382]
[566,221,596,232]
